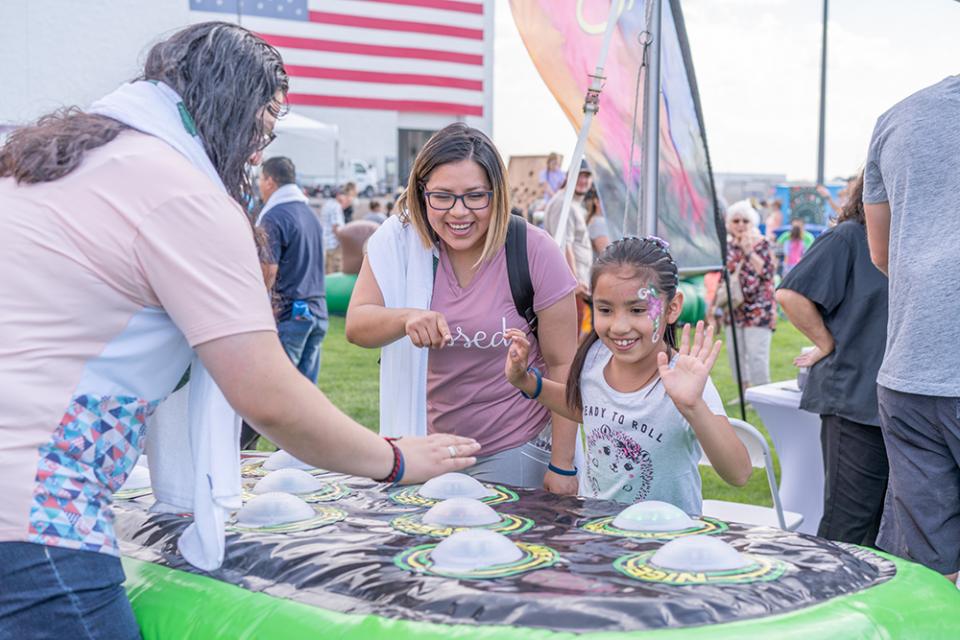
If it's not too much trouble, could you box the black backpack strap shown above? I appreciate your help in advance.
[506,214,538,340]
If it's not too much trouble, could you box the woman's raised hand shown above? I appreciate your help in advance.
[504,328,531,387]
[657,321,722,411]
[396,434,482,484]
[404,309,452,348]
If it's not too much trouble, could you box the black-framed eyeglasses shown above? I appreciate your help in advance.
[423,190,493,211]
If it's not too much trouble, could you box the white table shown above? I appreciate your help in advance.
[745,380,824,535]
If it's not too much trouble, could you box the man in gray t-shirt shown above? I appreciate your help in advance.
[863,75,960,581]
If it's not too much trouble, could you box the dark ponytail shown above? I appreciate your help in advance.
[565,236,681,413]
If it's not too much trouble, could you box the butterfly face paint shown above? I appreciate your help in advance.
[637,285,664,343]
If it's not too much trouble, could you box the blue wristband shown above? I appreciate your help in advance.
[392,447,405,486]
[520,366,543,400]
[548,462,578,476]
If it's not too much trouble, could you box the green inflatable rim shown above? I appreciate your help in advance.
[123,551,960,639]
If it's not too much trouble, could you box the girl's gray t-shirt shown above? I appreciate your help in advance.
[580,341,726,515]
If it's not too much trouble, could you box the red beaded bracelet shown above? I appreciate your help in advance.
[375,437,405,484]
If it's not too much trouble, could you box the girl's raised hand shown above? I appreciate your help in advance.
[657,321,722,411]
[504,328,531,387]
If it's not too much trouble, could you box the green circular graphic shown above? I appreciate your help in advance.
[389,512,534,538]
[389,484,519,507]
[394,541,559,580]
[227,505,347,534]
[614,549,788,585]
[241,480,351,504]
[241,460,327,477]
[581,515,729,540]
[113,487,153,501]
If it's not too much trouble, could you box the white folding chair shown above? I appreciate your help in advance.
[700,418,804,531]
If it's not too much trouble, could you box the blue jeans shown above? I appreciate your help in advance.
[278,305,328,384]
[0,542,140,639]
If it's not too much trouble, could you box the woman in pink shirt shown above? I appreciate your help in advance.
[0,23,477,639]
[347,124,580,494]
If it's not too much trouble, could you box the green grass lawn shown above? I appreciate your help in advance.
[305,315,812,507]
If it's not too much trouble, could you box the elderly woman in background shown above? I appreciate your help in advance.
[722,200,777,395]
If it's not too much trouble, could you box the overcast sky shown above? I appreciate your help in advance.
[493,0,960,182]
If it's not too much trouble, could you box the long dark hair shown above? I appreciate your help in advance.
[0,22,288,206]
[835,171,865,225]
[565,237,681,413]
[582,187,601,225]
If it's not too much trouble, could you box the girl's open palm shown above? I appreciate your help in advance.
[657,321,722,410]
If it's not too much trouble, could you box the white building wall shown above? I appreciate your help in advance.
[0,0,494,190]
[0,0,192,123]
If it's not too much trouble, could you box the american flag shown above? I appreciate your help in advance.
[188,0,488,118]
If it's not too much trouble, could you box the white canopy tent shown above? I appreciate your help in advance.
[266,112,340,194]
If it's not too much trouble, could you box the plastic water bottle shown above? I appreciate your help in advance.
[797,346,815,391]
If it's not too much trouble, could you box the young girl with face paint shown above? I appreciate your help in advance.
[505,237,751,512]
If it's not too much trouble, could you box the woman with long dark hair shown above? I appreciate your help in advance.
[0,23,477,637]
[346,123,581,493]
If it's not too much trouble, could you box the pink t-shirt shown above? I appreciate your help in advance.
[427,223,576,455]
[785,238,805,268]
[0,131,276,555]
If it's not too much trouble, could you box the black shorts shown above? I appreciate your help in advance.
[877,385,960,575]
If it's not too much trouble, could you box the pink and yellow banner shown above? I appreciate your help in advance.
[510,0,722,270]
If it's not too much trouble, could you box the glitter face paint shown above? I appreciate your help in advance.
[637,285,663,343]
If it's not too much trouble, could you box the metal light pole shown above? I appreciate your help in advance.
[640,0,663,238]
[816,0,828,185]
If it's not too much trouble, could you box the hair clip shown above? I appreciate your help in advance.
[645,235,670,249]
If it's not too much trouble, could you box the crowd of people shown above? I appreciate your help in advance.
[0,19,956,639]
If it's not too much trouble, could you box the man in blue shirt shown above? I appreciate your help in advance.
[257,156,328,383]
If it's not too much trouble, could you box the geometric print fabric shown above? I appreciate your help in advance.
[28,394,158,555]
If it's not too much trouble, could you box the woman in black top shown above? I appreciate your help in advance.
[776,172,889,547]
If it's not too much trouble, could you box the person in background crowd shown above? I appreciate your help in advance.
[721,200,776,396]
[365,199,387,224]
[384,197,395,218]
[539,152,565,205]
[244,156,328,448]
[863,75,960,583]
[583,186,609,259]
[0,23,479,638]
[762,198,784,242]
[543,160,594,313]
[818,177,857,217]
[319,181,356,274]
[776,217,814,276]
[777,172,889,548]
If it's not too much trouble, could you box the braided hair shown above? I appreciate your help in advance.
[565,236,681,413]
